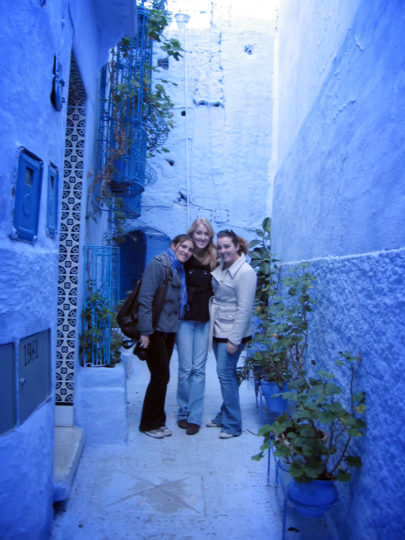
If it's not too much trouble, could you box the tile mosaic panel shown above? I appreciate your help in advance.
[56,55,86,404]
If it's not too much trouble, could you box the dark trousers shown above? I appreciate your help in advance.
[139,331,176,431]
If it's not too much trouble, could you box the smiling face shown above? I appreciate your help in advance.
[171,239,194,263]
[217,235,240,268]
[192,224,211,252]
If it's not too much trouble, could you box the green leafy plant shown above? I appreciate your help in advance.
[87,7,183,244]
[79,290,123,367]
[147,9,184,60]
[254,352,366,483]
[107,10,182,163]
[242,217,316,386]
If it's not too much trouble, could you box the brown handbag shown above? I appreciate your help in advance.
[117,267,173,340]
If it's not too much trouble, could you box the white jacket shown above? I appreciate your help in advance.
[209,253,257,348]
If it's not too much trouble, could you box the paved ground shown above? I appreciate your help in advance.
[51,349,334,540]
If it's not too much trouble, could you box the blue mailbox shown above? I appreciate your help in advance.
[12,148,43,243]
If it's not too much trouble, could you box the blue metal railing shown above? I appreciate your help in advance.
[96,0,167,219]
[82,245,120,366]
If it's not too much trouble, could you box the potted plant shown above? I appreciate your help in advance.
[242,218,316,412]
[79,289,123,367]
[254,351,366,516]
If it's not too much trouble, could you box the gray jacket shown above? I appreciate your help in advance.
[137,252,181,335]
[209,253,257,347]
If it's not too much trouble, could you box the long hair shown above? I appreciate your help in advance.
[217,229,249,255]
[187,218,218,269]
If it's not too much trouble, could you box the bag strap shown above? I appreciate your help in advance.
[151,265,173,329]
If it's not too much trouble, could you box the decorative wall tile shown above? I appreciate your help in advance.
[55,55,86,404]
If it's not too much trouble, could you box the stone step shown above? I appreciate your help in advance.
[53,426,85,502]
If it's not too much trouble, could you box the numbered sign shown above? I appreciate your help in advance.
[18,329,51,424]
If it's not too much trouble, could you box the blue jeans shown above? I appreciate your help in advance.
[212,340,245,436]
[176,320,210,426]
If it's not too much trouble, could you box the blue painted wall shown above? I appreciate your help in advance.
[0,0,133,537]
[271,1,405,538]
[0,3,69,537]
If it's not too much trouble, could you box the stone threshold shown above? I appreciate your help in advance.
[53,426,85,502]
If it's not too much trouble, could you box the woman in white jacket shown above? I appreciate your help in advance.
[207,230,257,438]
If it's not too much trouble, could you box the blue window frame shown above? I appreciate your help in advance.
[12,147,43,243]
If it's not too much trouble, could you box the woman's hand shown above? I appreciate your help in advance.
[226,341,238,355]
[140,335,150,349]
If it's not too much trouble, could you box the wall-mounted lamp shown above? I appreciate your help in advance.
[50,55,65,111]
[174,13,190,28]
[46,162,59,237]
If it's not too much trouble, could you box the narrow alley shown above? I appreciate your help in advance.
[50,349,333,540]
[2,1,404,538]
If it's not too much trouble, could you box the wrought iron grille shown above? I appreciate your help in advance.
[81,246,120,366]
[96,0,167,218]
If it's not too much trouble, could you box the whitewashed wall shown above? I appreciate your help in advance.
[132,0,276,242]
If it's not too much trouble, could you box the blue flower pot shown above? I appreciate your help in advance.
[260,380,288,412]
[287,479,338,517]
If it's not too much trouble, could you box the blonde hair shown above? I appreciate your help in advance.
[187,218,218,269]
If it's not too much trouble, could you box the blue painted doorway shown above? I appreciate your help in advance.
[119,231,146,300]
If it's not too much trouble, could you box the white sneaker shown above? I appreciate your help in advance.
[141,428,165,439]
[206,420,221,428]
[159,426,172,437]
[219,431,237,439]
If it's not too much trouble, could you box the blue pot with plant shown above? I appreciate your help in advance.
[287,479,338,517]
[254,352,366,517]
[260,380,289,412]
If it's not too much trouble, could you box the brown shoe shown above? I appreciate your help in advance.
[177,419,188,429]
[186,423,200,436]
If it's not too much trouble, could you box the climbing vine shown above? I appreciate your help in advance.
[86,7,183,244]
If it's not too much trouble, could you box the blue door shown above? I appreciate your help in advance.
[119,231,146,300]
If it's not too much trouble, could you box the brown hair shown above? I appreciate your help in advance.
[187,218,218,269]
[171,233,193,247]
[217,229,249,255]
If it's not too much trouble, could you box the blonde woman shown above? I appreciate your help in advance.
[176,218,217,435]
